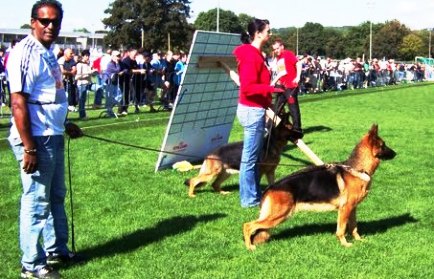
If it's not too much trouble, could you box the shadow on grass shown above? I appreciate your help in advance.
[79,213,226,262]
[272,213,417,241]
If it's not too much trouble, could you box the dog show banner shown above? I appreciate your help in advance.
[155,31,240,171]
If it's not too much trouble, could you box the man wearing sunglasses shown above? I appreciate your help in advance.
[7,1,84,278]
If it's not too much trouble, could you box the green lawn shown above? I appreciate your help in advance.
[1,84,433,279]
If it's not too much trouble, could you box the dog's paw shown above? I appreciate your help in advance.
[352,232,364,241]
[247,244,257,251]
[220,191,231,195]
[188,193,196,198]
[341,241,353,248]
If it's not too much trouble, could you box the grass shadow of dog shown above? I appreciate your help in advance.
[272,213,417,242]
[77,213,226,262]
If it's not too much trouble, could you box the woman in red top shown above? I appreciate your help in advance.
[233,18,283,208]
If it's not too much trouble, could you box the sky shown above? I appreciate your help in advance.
[0,0,433,32]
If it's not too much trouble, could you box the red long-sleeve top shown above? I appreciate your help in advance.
[233,44,275,108]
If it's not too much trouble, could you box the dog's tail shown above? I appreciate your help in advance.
[173,160,201,172]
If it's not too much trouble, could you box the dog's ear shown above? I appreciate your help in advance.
[369,124,378,136]
[367,124,379,144]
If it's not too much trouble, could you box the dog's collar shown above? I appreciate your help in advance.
[329,164,371,182]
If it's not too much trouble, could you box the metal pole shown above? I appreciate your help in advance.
[141,27,144,48]
[366,1,375,61]
[216,0,220,32]
[296,27,299,56]
[369,21,372,61]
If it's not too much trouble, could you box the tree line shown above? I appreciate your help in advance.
[102,1,432,61]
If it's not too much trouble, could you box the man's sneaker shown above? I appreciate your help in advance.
[21,265,60,279]
[47,252,86,266]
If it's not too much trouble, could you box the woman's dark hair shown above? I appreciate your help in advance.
[240,18,270,44]
[31,0,63,20]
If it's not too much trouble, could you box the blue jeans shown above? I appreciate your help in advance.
[94,74,104,106]
[78,84,88,118]
[10,135,69,272]
[106,84,117,116]
[236,104,265,207]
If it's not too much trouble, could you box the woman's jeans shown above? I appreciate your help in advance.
[78,84,88,118]
[236,104,265,207]
[10,135,69,272]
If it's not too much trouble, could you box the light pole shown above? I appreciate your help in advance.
[296,27,299,56]
[216,0,220,32]
[369,21,372,61]
[366,1,375,61]
[125,19,144,48]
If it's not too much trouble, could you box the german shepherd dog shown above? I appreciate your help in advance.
[243,124,396,250]
[184,112,294,198]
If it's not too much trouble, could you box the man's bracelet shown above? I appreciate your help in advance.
[24,148,37,155]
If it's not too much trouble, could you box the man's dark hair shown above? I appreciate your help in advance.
[81,49,90,57]
[31,0,63,20]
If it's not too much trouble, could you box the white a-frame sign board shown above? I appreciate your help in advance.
[155,31,240,171]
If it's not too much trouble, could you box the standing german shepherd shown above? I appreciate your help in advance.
[243,124,396,250]
[184,112,294,197]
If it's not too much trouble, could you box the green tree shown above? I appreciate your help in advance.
[342,23,370,59]
[372,20,410,59]
[102,0,193,51]
[193,8,243,33]
[238,13,254,32]
[399,33,424,60]
[299,22,326,56]
[20,24,31,29]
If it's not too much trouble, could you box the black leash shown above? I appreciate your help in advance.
[82,133,202,160]
[81,133,304,168]
[66,137,76,253]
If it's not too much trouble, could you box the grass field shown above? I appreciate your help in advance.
[1,84,433,279]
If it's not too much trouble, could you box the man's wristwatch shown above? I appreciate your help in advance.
[24,148,37,155]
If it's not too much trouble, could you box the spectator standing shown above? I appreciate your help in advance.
[233,18,284,208]
[162,50,176,108]
[143,53,157,112]
[133,51,147,113]
[150,52,164,103]
[118,47,138,115]
[271,39,303,138]
[7,1,84,278]
[104,50,125,117]
[58,48,77,111]
[0,47,6,106]
[75,49,95,119]
[91,52,104,108]
[352,57,364,89]
[173,52,187,104]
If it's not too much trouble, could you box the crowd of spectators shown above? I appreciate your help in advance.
[1,41,433,115]
[270,54,433,94]
[62,47,188,118]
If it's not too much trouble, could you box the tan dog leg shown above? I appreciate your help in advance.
[348,208,363,241]
[211,172,231,195]
[243,193,293,250]
[336,205,353,247]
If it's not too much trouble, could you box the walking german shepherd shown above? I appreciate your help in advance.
[184,112,294,198]
[243,124,396,250]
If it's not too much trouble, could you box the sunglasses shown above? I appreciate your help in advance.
[35,17,61,27]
